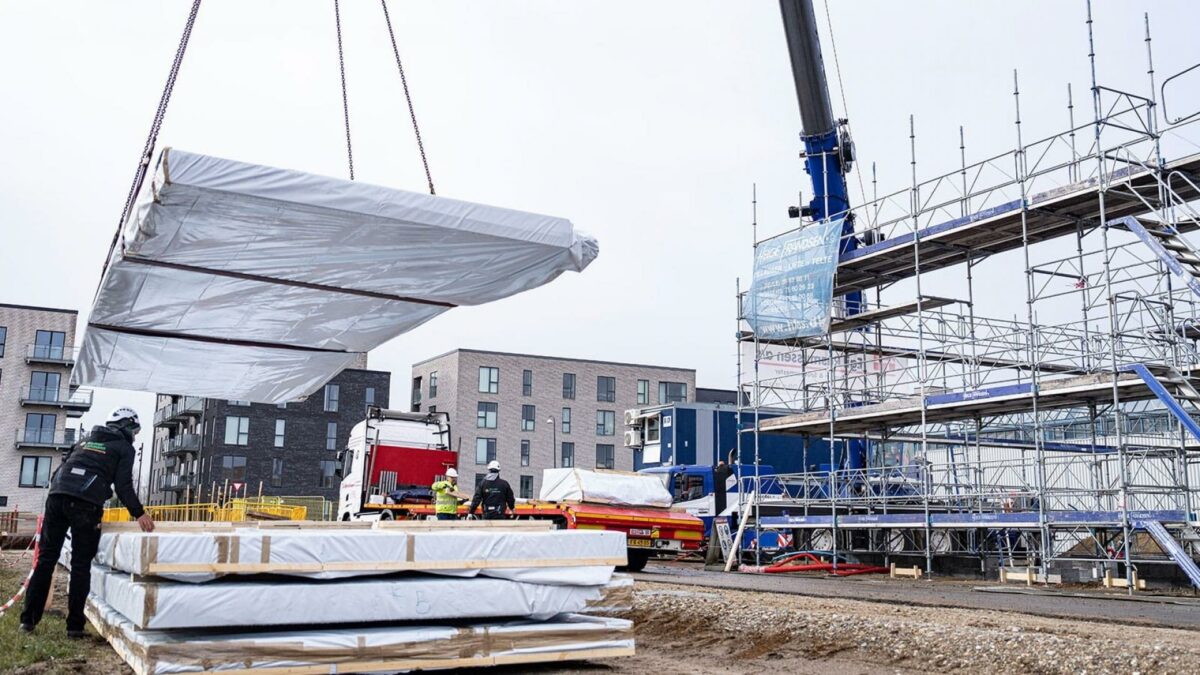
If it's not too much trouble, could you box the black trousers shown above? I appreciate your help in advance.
[21,494,103,631]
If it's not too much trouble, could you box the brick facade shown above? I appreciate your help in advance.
[146,368,390,507]
[0,303,91,513]
[410,349,695,498]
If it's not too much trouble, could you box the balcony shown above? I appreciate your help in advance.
[153,396,205,428]
[14,428,79,450]
[161,433,201,457]
[19,386,93,416]
[24,344,78,367]
[159,473,196,492]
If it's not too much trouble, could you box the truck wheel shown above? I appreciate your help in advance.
[624,550,651,572]
[379,510,394,521]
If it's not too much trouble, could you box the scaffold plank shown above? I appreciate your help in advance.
[759,370,1161,434]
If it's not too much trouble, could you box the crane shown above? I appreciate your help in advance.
[778,0,864,316]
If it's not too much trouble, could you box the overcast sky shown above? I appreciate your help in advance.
[2,0,1198,454]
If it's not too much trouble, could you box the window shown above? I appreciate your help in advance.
[637,379,649,405]
[365,387,375,406]
[271,458,284,487]
[477,402,498,428]
[28,371,60,402]
[318,460,338,488]
[224,416,249,446]
[326,422,338,450]
[520,440,530,467]
[19,456,52,488]
[645,415,661,443]
[561,442,575,468]
[324,384,340,412]
[479,366,499,394]
[0,326,6,357]
[276,402,287,409]
[521,404,536,431]
[561,407,571,434]
[519,475,534,500]
[659,381,688,404]
[596,410,616,436]
[597,376,616,402]
[596,444,615,470]
[475,438,497,464]
[429,371,438,398]
[562,373,575,400]
[228,400,250,406]
[33,330,66,360]
[411,377,422,409]
[672,473,706,503]
[522,369,533,397]
[274,419,285,448]
[222,455,247,481]
[24,413,56,444]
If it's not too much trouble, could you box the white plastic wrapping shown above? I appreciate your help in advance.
[90,564,633,630]
[95,528,626,585]
[87,598,634,675]
[75,148,598,402]
[539,468,674,508]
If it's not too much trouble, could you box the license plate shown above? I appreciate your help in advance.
[629,528,652,537]
[627,538,652,548]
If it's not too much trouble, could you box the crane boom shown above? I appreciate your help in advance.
[778,0,836,140]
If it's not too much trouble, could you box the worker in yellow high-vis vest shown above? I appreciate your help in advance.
[431,467,461,520]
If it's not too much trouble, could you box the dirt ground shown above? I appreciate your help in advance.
[5,548,1200,674]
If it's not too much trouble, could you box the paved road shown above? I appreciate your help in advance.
[633,563,1200,630]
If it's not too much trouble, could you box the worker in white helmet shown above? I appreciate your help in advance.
[21,407,155,638]
[469,460,515,520]
[431,467,462,520]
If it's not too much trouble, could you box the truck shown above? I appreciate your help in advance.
[336,407,705,571]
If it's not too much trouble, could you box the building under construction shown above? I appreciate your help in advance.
[737,2,1200,587]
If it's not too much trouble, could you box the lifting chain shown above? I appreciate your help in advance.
[380,0,436,195]
[101,0,203,292]
[334,0,355,180]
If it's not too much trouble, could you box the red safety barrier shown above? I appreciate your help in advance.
[0,514,43,618]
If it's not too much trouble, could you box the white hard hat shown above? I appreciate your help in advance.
[108,407,140,427]
[445,467,459,478]
[487,460,501,472]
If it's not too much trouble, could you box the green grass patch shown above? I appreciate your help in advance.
[0,564,89,672]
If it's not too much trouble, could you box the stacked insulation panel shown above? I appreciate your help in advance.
[83,521,634,674]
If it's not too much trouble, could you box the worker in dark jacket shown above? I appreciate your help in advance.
[21,407,155,637]
[469,460,515,520]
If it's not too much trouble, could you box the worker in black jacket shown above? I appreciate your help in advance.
[469,460,515,520]
[21,407,155,637]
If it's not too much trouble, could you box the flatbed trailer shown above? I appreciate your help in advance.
[361,500,704,570]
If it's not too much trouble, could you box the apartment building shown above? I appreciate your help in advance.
[410,349,696,498]
[146,365,390,507]
[0,303,92,512]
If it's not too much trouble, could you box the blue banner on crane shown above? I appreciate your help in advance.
[747,218,842,340]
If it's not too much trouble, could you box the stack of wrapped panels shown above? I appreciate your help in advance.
[85,521,634,674]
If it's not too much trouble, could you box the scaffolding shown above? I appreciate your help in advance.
[736,5,1200,587]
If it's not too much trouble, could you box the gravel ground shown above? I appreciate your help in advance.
[606,581,1200,674]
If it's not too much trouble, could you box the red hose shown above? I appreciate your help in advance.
[762,551,889,576]
[831,566,890,576]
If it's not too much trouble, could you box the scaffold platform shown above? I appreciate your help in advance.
[834,153,1200,296]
